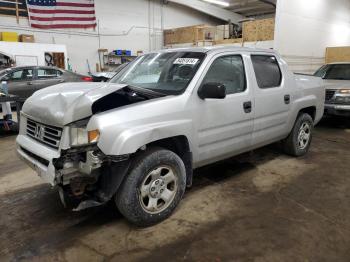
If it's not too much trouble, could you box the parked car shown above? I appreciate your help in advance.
[314,63,350,116]
[0,66,92,100]
[16,46,325,226]
[91,63,129,82]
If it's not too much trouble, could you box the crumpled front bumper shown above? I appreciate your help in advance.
[325,104,350,116]
[16,134,60,186]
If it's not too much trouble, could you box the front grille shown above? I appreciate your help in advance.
[325,90,336,101]
[26,119,62,149]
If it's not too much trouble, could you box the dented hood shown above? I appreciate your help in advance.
[22,82,127,126]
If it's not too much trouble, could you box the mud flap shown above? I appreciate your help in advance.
[183,151,193,187]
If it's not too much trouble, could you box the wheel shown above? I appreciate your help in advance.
[283,113,314,156]
[116,147,186,226]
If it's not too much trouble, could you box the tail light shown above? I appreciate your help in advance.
[81,76,93,82]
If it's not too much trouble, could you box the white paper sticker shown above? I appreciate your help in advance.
[173,58,199,65]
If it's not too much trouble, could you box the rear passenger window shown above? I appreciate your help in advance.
[202,55,246,95]
[37,68,61,79]
[251,55,282,88]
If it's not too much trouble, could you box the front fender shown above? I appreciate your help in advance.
[96,119,193,156]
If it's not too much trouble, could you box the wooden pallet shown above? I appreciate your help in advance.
[163,18,275,47]
[325,46,350,63]
[214,38,243,45]
[242,18,275,42]
[164,25,215,46]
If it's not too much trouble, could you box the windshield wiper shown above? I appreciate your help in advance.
[125,85,167,98]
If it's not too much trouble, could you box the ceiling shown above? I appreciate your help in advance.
[224,0,276,17]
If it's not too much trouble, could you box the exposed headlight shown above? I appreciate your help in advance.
[338,89,350,94]
[70,127,100,146]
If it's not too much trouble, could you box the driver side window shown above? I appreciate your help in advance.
[8,69,33,81]
[202,55,246,95]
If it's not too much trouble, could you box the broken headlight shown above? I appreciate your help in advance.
[70,127,100,146]
[69,118,100,146]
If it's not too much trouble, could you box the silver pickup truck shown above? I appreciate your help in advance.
[314,63,350,116]
[16,46,325,226]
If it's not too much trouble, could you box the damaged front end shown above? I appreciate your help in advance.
[17,83,166,211]
[53,121,131,211]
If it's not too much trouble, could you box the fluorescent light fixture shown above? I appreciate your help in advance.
[203,0,229,7]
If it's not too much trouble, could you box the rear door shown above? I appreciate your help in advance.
[6,68,34,98]
[250,54,292,147]
[195,52,254,166]
[32,67,64,91]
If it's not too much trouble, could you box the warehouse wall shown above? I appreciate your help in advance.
[274,0,350,74]
[0,0,220,74]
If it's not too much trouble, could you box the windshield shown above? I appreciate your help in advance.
[314,64,350,80]
[110,52,206,95]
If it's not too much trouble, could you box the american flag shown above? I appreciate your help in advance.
[26,0,96,29]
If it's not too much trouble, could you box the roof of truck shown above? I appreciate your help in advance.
[158,45,276,54]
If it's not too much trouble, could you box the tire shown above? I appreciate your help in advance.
[283,113,314,157]
[116,147,186,227]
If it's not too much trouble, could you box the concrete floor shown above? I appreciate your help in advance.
[0,117,350,261]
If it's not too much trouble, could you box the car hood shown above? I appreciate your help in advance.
[323,79,350,90]
[22,82,128,126]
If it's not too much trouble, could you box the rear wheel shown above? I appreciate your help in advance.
[283,113,314,156]
[116,148,186,226]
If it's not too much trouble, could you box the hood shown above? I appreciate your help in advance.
[322,79,350,90]
[22,82,127,126]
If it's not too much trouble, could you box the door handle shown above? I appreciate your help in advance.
[27,81,33,85]
[284,94,290,104]
[243,101,252,113]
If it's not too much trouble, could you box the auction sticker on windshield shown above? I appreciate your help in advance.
[173,58,199,65]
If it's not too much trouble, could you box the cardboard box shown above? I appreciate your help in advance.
[19,34,35,43]
[1,32,18,42]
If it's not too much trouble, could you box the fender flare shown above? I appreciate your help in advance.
[97,119,194,156]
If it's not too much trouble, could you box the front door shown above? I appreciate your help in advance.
[195,53,254,167]
[6,68,34,98]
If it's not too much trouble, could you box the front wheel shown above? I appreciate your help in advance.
[283,113,314,157]
[116,148,186,226]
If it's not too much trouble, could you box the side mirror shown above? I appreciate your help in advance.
[198,82,226,99]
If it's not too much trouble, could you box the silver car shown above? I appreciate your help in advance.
[0,66,92,99]
[314,63,350,117]
[16,46,325,226]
